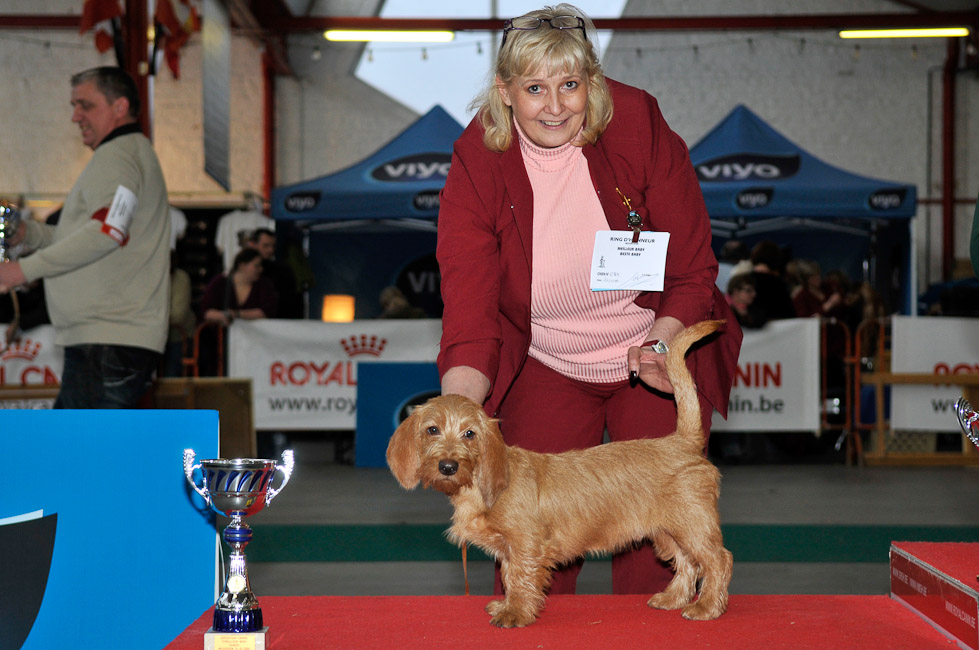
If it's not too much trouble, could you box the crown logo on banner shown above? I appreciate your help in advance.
[1,338,42,362]
[340,334,388,357]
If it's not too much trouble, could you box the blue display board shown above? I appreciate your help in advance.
[355,362,440,467]
[0,410,219,650]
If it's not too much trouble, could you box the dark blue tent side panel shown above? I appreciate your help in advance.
[271,105,465,223]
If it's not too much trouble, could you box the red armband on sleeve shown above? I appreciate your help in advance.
[91,185,137,245]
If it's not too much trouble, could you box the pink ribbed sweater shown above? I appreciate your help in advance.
[518,125,656,383]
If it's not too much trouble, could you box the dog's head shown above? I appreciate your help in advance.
[386,394,509,507]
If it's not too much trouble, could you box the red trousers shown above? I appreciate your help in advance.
[493,356,713,595]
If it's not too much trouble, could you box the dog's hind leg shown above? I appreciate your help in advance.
[681,546,732,621]
[646,532,698,611]
[669,498,732,620]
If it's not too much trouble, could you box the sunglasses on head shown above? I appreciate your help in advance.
[501,15,586,46]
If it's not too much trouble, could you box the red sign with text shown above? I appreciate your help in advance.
[891,543,979,650]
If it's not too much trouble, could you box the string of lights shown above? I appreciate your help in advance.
[0,28,952,62]
[338,31,946,63]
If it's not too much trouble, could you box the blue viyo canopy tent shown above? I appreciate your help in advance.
[690,104,918,313]
[690,104,916,228]
[270,106,465,318]
[271,105,465,232]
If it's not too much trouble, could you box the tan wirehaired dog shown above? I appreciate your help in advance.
[386,320,733,628]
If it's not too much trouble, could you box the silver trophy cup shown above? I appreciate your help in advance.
[184,449,294,634]
[0,202,21,263]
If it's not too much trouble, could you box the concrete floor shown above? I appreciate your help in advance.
[243,434,979,598]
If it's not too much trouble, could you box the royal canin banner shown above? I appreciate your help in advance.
[890,316,979,432]
[232,317,819,432]
[711,317,821,432]
[228,319,442,430]
[0,325,62,407]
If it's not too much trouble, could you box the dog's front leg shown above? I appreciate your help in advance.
[486,554,550,628]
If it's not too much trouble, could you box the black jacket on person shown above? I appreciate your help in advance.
[746,271,795,327]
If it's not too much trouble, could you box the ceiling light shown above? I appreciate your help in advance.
[324,30,455,43]
[839,27,970,39]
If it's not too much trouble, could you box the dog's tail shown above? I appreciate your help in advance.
[666,320,725,449]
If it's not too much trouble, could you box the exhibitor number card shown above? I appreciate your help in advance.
[590,231,669,292]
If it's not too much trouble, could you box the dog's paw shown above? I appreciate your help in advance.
[680,598,726,621]
[489,608,536,628]
[486,599,536,627]
[647,592,687,611]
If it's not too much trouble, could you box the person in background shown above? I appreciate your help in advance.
[792,259,842,319]
[197,248,277,376]
[163,251,196,377]
[200,248,278,326]
[246,227,303,318]
[214,192,273,273]
[726,273,757,328]
[0,66,170,408]
[715,239,750,293]
[435,3,741,597]
[378,285,426,318]
[745,239,795,327]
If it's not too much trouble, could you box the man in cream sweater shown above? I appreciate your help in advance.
[0,67,169,408]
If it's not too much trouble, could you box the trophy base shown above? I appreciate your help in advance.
[213,607,263,632]
[204,626,268,650]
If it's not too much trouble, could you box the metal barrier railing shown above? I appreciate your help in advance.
[819,317,858,463]
[182,322,226,377]
[851,316,891,435]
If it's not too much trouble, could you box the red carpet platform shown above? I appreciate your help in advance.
[891,541,979,650]
[166,594,956,649]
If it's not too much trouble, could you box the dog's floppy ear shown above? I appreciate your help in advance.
[386,409,422,490]
[475,413,509,508]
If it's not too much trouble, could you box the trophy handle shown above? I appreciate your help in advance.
[183,448,210,502]
[266,449,295,505]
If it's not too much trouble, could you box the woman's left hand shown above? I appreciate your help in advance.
[627,316,684,393]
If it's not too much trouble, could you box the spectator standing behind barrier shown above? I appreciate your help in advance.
[726,273,757,328]
[745,240,795,327]
[0,67,170,408]
[163,252,196,377]
[197,248,277,376]
[436,3,742,597]
[200,248,278,325]
[246,227,303,318]
[715,239,750,293]
[792,259,842,318]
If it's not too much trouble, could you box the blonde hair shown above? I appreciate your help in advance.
[471,4,612,153]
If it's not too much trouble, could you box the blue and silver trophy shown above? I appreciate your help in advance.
[184,449,294,635]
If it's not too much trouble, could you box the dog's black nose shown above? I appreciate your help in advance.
[438,459,458,476]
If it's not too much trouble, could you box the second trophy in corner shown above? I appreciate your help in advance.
[955,397,979,449]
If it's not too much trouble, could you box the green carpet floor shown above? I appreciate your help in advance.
[247,524,979,563]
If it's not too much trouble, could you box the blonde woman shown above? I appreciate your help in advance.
[436,4,742,595]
